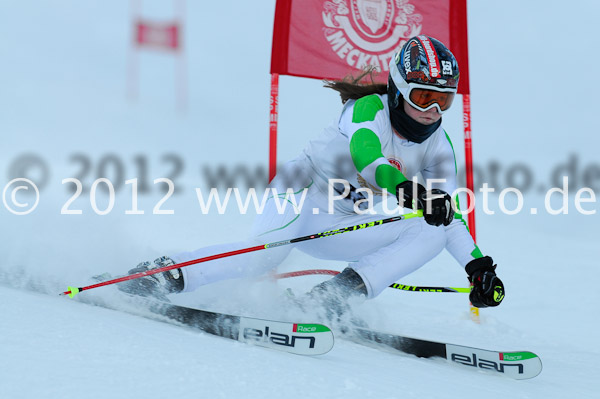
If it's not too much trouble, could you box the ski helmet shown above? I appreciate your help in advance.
[388,35,459,114]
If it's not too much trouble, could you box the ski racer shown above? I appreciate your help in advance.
[120,35,505,315]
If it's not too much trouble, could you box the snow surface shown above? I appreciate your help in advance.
[1,1,599,398]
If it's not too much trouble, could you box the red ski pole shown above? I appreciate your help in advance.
[61,211,423,298]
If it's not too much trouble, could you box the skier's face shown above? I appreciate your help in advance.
[403,100,442,125]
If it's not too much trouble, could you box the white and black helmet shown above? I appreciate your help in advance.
[388,35,460,114]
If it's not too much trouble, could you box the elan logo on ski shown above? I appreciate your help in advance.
[242,325,317,348]
[450,353,524,374]
[238,318,334,356]
[446,345,541,379]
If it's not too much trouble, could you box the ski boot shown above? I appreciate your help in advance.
[304,267,368,332]
[117,256,184,300]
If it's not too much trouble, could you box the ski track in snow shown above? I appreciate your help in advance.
[0,267,597,399]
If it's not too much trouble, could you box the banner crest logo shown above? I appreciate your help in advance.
[322,0,422,72]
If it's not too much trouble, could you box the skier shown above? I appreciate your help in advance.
[120,35,505,315]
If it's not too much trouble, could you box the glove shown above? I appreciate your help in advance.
[117,256,184,299]
[466,256,505,308]
[396,181,454,226]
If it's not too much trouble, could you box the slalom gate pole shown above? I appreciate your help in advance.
[61,211,423,298]
[272,269,470,293]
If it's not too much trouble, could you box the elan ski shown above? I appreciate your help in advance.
[146,301,334,356]
[77,273,334,356]
[350,328,542,379]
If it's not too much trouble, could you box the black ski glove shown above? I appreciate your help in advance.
[466,256,505,308]
[396,180,454,227]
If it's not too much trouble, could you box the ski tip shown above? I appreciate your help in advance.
[66,286,80,298]
[494,350,543,379]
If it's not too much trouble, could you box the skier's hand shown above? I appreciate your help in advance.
[417,188,453,226]
[396,180,426,210]
[466,256,505,308]
[396,181,453,226]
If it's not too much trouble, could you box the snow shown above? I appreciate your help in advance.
[1,0,599,398]
[3,284,592,399]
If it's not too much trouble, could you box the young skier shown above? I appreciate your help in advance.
[120,35,505,314]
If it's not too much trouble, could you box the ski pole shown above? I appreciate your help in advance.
[272,269,470,293]
[61,210,423,298]
[388,283,469,293]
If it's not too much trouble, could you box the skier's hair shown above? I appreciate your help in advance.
[323,66,388,104]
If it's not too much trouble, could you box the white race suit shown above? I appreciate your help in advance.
[172,94,482,298]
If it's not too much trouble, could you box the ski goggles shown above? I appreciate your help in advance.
[399,83,456,114]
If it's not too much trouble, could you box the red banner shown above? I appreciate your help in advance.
[271,0,469,94]
[135,21,180,51]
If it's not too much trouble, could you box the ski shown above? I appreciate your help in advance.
[350,328,542,379]
[82,273,333,356]
[141,301,334,356]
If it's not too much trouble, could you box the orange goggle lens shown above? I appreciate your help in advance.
[408,88,455,112]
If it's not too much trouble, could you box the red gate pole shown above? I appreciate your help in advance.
[269,73,280,182]
[463,93,476,240]
[463,93,480,322]
[175,0,186,113]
